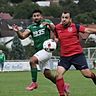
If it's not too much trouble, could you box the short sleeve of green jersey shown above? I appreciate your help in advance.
[41,19,54,25]
[27,25,32,31]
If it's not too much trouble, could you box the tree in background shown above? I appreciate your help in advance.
[13,0,40,19]
[41,4,63,18]
[74,12,92,24]
[9,0,24,3]
[78,0,96,13]
[0,0,14,15]
[11,35,26,60]
[59,0,79,17]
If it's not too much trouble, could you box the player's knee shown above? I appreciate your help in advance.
[83,73,94,78]
[30,60,34,65]
[90,72,96,78]
[29,59,37,67]
[30,56,38,66]
[44,69,51,79]
[56,72,64,80]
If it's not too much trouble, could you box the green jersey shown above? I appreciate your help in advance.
[0,53,5,62]
[27,19,53,51]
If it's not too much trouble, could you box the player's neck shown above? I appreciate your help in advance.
[63,22,71,28]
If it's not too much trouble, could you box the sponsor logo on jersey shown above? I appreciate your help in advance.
[68,27,73,32]
[32,26,37,28]
[40,24,43,28]
[33,29,45,37]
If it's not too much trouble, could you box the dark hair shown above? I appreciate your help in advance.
[62,10,72,18]
[32,9,42,15]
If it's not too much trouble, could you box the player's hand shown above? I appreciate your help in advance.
[41,22,50,26]
[41,22,50,29]
[12,24,19,32]
[54,38,59,43]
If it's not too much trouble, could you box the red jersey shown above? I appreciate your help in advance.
[55,23,86,57]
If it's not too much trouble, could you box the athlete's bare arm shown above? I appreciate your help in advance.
[12,24,31,39]
[84,27,96,34]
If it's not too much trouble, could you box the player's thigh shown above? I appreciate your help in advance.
[80,68,92,77]
[56,66,66,78]
[34,49,52,62]
[39,59,51,72]
[30,55,38,63]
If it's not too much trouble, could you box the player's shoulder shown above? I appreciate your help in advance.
[31,22,37,26]
[42,19,52,23]
[55,23,62,28]
[27,23,37,28]
[56,23,60,26]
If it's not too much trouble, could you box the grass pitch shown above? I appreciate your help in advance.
[0,70,96,96]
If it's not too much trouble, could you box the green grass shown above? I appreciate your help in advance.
[0,70,96,96]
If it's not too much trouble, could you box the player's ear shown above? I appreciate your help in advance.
[70,18,72,22]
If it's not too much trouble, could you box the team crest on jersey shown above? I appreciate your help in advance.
[68,27,73,32]
[33,26,37,28]
[40,24,44,28]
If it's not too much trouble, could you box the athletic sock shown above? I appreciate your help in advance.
[31,67,37,82]
[56,78,65,96]
[91,73,96,85]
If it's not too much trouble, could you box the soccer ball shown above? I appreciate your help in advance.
[43,39,57,52]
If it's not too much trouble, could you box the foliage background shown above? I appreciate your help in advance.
[1,0,96,24]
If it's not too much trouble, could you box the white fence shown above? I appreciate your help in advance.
[2,61,30,72]
[0,59,58,72]
[0,59,93,72]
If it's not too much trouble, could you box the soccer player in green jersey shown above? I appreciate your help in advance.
[12,9,69,93]
[0,50,5,72]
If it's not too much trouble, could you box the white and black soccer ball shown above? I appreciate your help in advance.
[43,39,57,52]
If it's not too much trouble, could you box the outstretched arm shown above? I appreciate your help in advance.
[84,27,96,34]
[12,24,31,39]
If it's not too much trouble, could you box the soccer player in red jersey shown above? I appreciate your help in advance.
[54,10,96,96]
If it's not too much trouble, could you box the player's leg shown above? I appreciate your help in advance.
[44,69,70,95]
[0,62,4,72]
[44,69,56,84]
[43,59,56,84]
[43,59,70,94]
[41,54,67,96]
[80,69,96,85]
[26,55,38,91]
[79,54,96,85]
[26,49,52,91]
[56,66,67,96]
[0,63,1,71]
[56,56,71,96]
[73,53,96,85]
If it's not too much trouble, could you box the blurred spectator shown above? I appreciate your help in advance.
[0,50,5,72]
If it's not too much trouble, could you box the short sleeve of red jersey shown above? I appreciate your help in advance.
[79,25,86,33]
